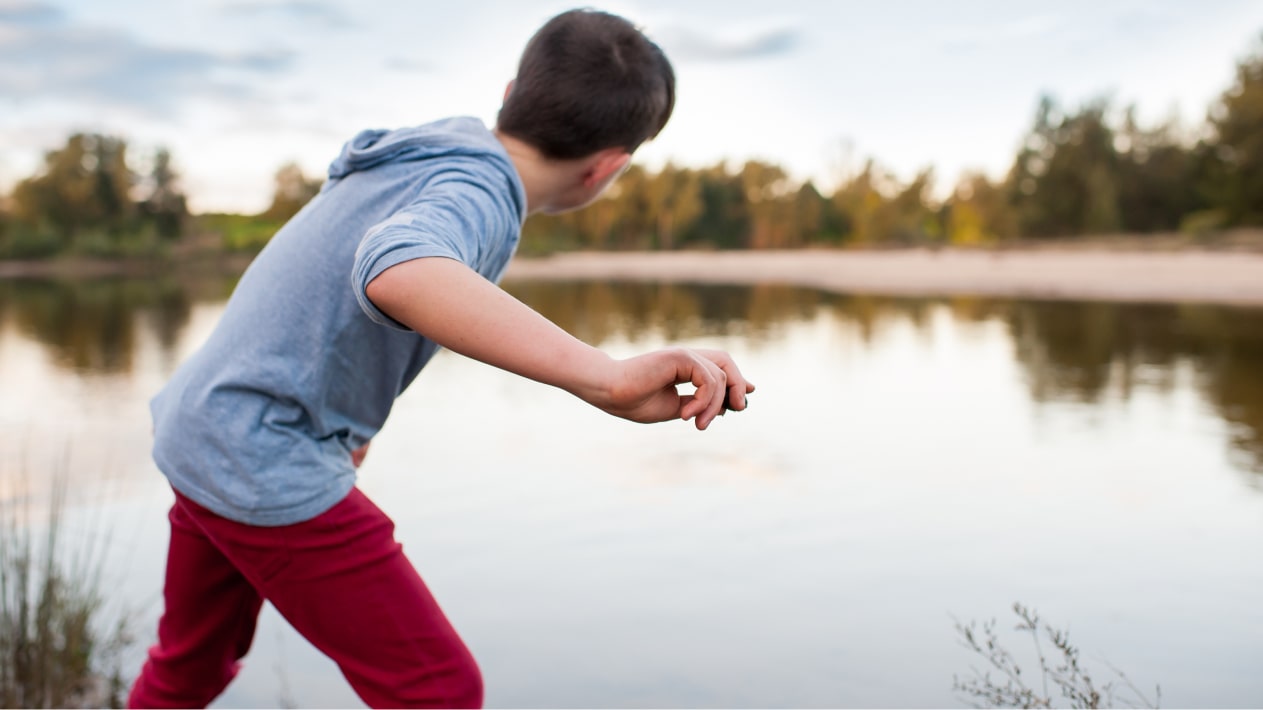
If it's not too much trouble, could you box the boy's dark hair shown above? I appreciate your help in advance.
[497,9,675,160]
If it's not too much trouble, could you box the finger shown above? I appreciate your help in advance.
[681,353,717,424]
[694,355,728,430]
[678,393,697,415]
[698,349,747,410]
[676,350,717,421]
[696,349,754,411]
[721,383,736,412]
[637,385,686,424]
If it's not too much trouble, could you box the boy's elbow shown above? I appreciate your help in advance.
[361,257,474,333]
[362,265,412,328]
[364,272,391,312]
[361,258,445,329]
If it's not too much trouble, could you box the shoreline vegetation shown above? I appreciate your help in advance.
[2,233,1262,307]
[0,477,131,708]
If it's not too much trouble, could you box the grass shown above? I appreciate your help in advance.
[953,602,1160,709]
[194,213,285,253]
[0,472,133,708]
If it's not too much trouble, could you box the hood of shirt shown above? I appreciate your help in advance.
[326,116,516,182]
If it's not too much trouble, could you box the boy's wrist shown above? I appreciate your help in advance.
[565,348,620,410]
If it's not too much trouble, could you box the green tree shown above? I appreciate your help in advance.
[1203,34,1263,225]
[1009,96,1122,237]
[11,133,135,244]
[741,160,794,248]
[643,163,702,249]
[1114,107,1196,232]
[946,172,1018,245]
[606,163,654,248]
[886,167,940,245]
[680,163,748,249]
[792,182,827,244]
[831,159,887,245]
[138,148,189,240]
[263,162,323,222]
[830,161,936,245]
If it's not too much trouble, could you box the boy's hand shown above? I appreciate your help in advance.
[600,348,755,430]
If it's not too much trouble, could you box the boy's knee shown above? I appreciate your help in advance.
[423,652,483,709]
[127,654,241,709]
[444,655,484,709]
[369,650,483,709]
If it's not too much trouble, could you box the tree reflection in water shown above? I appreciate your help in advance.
[2,276,1260,477]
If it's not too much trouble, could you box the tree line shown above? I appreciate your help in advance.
[524,34,1262,251]
[0,136,322,258]
[1,35,1259,258]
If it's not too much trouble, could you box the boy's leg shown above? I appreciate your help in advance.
[128,498,265,708]
[175,487,483,709]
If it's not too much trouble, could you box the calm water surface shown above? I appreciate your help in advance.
[1,275,1261,707]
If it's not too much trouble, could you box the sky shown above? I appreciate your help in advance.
[1,0,1262,213]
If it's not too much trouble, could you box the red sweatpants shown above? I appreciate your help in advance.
[127,487,482,708]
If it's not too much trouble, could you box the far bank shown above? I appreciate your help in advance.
[3,244,1263,308]
[505,247,1263,307]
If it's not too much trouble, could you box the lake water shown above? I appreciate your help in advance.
[1,274,1261,707]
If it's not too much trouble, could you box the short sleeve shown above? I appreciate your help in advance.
[351,170,512,330]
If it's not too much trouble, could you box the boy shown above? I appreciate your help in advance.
[128,8,754,709]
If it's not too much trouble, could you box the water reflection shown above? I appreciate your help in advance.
[0,275,235,375]
[508,280,948,345]
[513,281,1263,475]
[2,275,1261,475]
[1003,300,1263,475]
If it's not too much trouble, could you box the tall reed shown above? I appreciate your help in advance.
[0,473,132,708]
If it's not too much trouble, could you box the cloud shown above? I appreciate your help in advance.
[219,0,354,29]
[237,48,294,72]
[218,112,346,139]
[0,0,62,26]
[384,56,433,73]
[937,14,1064,52]
[655,22,802,62]
[0,8,295,114]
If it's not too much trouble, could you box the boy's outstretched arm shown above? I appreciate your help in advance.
[365,257,755,430]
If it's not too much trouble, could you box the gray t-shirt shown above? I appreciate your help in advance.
[151,117,526,525]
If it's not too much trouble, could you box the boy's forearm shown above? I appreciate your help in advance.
[364,257,617,406]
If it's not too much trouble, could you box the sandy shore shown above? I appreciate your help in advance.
[505,248,1263,306]
[4,248,1261,307]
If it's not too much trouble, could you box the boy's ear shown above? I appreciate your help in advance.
[583,149,631,188]
[503,80,514,102]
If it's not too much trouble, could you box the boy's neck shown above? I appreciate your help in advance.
[493,129,575,216]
